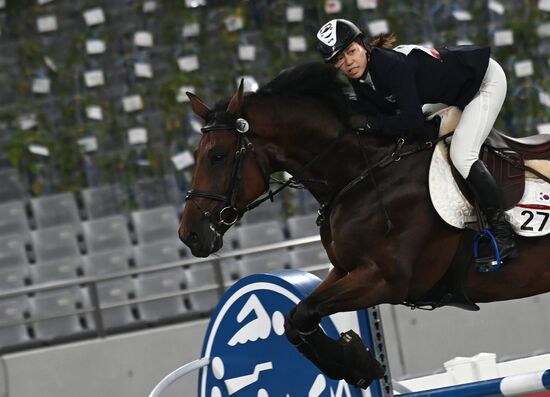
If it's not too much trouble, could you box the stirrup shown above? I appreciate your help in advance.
[473,228,503,272]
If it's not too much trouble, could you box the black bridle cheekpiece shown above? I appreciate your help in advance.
[185,111,270,230]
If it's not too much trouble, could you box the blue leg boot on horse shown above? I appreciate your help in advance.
[466,159,518,264]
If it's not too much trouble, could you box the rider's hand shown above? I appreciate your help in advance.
[350,114,368,130]
[364,120,374,133]
[350,114,376,134]
[359,119,376,134]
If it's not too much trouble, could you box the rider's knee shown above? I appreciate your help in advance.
[449,146,476,179]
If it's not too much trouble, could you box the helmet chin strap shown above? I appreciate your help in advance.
[358,51,372,80]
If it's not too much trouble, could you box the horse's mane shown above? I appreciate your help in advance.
[255,62,352,123]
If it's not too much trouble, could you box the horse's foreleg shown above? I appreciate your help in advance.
[283,266,346,340]
[291,262,397,332]
[283,266,345,363]
[284,263,397,389]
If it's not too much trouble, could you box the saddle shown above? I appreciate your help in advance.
[411,108,550,311]
[429,106,550,209]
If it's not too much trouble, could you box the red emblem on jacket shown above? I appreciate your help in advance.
[430,48,441,60]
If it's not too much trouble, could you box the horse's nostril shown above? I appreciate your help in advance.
[188,231,199,242]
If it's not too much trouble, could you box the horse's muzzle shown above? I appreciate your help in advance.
[179,224,222,258]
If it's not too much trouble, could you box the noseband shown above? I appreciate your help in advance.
[185,111,270,229]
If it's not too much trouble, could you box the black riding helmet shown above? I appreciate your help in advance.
[317,19,364,63]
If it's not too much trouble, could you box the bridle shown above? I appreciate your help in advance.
[185,111,271,231]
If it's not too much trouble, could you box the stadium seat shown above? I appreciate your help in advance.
[131,205,179,244]
[0,168,25,203]
[0,235,29,268]
[163,174,184,206]
[235,220,285,248]
[134,240,183,269]
[184,263,220,313]
[81,185,124,219]
[218,226,239,253]
[0,297,31,349]
[31,225,81,262]
[0,264,29,292]
[290,190,318,215]
[135,271,188,322]
[132,178,172,209]
[30,257,82,284]
[289,243,330,269]
[30,192,81,230]
[0,201,31,243]
[238,249,291,277]
[82,248,133,277]
[29,287,88,341]
[239,199,284,224]
[218,257,240,283]
[287,213,319,239]
[82,215,132,253]
[93,278,136,330]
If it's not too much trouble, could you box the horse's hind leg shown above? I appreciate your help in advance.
[284,263,397,389]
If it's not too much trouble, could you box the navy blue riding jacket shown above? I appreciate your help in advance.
[349,45,491,137]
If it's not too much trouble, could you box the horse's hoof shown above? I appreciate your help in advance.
[339,330,385,389]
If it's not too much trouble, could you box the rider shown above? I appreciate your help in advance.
[316,19,517,263]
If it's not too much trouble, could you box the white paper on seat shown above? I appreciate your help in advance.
[36,15,58,32]
[84,70,105,87]
[128,127,148,145]
[122,95,144,112]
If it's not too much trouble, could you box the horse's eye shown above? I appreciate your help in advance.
[211,152,227,163]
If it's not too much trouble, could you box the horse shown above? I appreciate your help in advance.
[178,62,550,389]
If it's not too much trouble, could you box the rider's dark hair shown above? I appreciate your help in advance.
[366,33,397,49]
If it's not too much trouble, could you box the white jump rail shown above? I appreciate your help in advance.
[399,369,549,396]
[148,357,210,397]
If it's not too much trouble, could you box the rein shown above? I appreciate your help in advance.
[316,132,454,227]
[187,107,453,234]
[244,135,345,212]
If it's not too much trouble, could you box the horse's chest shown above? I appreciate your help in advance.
[322,238,366,273]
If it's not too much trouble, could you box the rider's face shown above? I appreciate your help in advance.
[333,41,368,79]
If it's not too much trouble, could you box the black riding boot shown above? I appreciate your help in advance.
[466,160,518,263]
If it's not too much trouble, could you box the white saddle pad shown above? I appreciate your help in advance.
[427,109,550,238]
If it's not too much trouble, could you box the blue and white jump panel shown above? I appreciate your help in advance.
[400,369,550,397]
[198,269,389,397]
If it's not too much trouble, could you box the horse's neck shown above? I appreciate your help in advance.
[269,127,394,202]
[248,98,400,202]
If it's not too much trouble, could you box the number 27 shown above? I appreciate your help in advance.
[520,210,550,232]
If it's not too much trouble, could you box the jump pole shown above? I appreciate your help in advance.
[399,369,550,397]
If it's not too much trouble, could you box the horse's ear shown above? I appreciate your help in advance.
[226,79,244,115]
[187,92,211,120]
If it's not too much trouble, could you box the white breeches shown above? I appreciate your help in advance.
[450,58,507,178]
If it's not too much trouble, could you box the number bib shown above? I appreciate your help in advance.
[507,179,550,237]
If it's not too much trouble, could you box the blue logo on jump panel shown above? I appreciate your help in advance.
[198,270,366,397]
